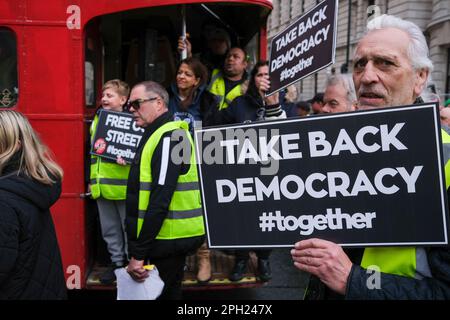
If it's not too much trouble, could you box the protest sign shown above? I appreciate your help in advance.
[267,0,338,95]
[90,109,144,163]
[194,103,449,248]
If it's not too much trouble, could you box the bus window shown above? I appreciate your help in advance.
[246,32,260,69]
[85,37,98,108]
[85,61,95,106]
[121,14,177,88]
[0,28,18,108]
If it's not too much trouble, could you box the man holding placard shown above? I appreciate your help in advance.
[291,15,450,299]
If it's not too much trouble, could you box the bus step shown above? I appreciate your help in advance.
[86,265,117,290]
[86,251,264,290]
[182,250,264,290]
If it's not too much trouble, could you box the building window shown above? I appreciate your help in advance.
[0,28,18,108]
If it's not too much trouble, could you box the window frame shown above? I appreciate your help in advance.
[0,27,18,108]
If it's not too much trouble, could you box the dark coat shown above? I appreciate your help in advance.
[168,83,219,130]
[205,94,265,125]
[345,247,450,299]
[308,247,450,299]
[0,171,66,300]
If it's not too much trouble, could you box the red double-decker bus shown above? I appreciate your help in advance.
[0,0,272,290]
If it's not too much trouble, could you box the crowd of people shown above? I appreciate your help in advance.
[1,14,450,300]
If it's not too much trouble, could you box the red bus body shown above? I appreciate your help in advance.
[0,0,272,289]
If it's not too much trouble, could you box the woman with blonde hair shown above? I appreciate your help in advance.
[0,110,66,299]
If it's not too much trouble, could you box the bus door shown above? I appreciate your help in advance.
[83,18,108,285]
[83,2,270,289]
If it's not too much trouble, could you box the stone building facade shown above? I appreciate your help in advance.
[267,0,450,102]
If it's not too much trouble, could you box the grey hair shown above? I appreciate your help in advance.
[136,81,169,107]
[366,14,433,73]
[285,85,298,103]
[326,74,357,108]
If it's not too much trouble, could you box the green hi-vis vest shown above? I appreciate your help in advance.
[208,68,243,110]
[90,115,130,200]
[361,128,450,278]
[137,120,205,240]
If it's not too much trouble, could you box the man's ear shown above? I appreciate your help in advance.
[15,140,22,151]
[156,99,166,113]
[414,68,429,97]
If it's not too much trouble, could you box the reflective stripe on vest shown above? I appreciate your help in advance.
[441,128,450,188]
[361,129,450,278]
[208,69,243,110]
[137,120,205,240]
[90,114,131,200]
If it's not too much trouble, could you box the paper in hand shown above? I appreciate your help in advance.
[115,266,164,300]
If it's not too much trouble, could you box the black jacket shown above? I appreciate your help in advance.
[126,112,204,261]
[168,84,219,121]
[345,247,450,299]
[0,170,66,300]
[205,94,265,125]
[205,93,286,126]
[305,248,450,300]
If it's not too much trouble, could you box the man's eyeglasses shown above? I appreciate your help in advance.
[126,97,159,110]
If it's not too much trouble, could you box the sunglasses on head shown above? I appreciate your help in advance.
[126,97,159,110]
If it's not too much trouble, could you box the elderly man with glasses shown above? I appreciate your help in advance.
[124,81,205,300]
[291,15,450,300]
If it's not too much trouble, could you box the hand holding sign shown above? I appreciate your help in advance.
[258,75,271,94]
[291,238,352,295]
[116,156,127,166]
[255,67,279,105]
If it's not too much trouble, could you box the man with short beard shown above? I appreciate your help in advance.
[208,47,248,110]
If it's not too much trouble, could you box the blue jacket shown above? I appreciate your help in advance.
[168,84,219,131]
[205,94,286,125]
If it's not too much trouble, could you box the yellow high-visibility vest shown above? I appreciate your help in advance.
[208,69,244,110]
[136,121,204,239]
[90,115,130,200]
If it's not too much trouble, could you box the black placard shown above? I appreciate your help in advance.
[267,0,338,95]
[195,103,449,248]
[90,109,144,163]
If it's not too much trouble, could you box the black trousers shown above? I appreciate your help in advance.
[151,254,186,300]
[234,249,271,260]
